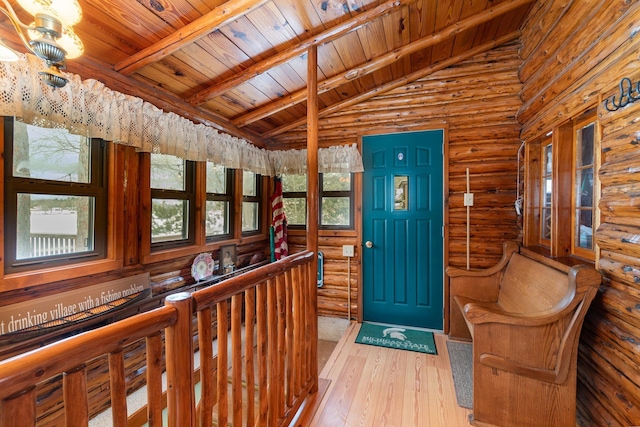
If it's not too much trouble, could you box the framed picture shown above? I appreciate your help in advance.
[220,244,237,274]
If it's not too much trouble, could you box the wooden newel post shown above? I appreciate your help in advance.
[307,44,319,393]
[164,292,195,427]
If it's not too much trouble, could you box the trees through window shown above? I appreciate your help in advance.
[206,163,233,239]
[282,172,354,229]
[4,118,107,273]
[150,153,195,247]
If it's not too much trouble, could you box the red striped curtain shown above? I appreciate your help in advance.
[271,177,288,260]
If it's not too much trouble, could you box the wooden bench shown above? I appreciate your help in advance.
[446,241,601,427]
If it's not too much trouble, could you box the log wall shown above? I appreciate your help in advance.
[279,42,524,320]
[288,230,359,320]
[518,1,640,425]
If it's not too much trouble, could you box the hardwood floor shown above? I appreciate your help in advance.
[306,322,472,427]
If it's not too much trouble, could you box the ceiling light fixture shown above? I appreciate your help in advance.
[0,0,84,88]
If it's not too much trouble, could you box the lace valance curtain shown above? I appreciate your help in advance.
[269,144,363,176]
[0,54,363,176]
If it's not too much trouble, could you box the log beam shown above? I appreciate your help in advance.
[306,45,319,393]
[114,0,271,75]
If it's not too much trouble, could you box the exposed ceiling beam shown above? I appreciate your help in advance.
[67,58,266,147]
[186,0,411,106]
[114,0,271,76]
[233,0,533,128]
[262,31,521,139]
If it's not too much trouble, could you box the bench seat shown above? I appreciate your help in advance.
[446,241,601,427]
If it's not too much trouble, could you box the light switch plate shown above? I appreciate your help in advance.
[464,193,474,207]
[342,245,355,257]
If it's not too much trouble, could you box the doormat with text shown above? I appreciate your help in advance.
[355,322,437,355]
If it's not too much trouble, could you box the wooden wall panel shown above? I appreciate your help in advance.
[519,1,640,424]
[288,231,359,319]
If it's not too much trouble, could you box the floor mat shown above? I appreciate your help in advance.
[355,322,437,355]
[446,340,473,409]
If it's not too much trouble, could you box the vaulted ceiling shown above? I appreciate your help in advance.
[0,0,534,148]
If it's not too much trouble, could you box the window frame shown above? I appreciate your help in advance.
[149,154,196,251]
[539,136,552,248]
[571,116,597,260]
[319,172,354,229]
[282,172,355,230]
[241,170,262,235]
[205,164,234,242]
[524,108,599,262]
[3,117,109,274]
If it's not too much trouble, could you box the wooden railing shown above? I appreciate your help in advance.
[0,251,316,427]
[192,250,317,427]
[0,293,194,427]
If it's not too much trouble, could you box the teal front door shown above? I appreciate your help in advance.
[362,130,444,329]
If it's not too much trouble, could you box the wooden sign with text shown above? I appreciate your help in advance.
[0,273,150,336]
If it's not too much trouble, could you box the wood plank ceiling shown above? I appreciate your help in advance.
[0,0,534,149]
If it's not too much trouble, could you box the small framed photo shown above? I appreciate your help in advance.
[220,244,237,274]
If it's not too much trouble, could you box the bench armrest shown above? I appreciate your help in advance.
[461,298,581,327]
[446,241,519,278]
[479,353,561,384]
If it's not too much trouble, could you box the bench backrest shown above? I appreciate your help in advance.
[498,253,571,313]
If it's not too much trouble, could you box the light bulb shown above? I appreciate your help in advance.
[15,0,48,17]
[50,0,82,27]
[57,27,83,59]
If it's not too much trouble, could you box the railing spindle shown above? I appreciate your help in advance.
[305,263,315,386]
[217,300,229,426]
[146,333,164,427]
[245,287,256,425]
[108,350,128,427]
[257,281,269,426]
[231,293,243,426]
[276,273,286,419]
[63,365,89,427]
[292,265,303,395]
[197,307,214,426]
[0,388,36,427]
[267,278,278,427]
[285,268,294,406]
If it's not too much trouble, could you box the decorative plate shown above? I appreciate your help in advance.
[191,252,214,281]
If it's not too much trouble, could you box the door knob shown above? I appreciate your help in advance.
[365,241,373,248]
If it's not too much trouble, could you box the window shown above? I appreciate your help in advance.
[540,137,552,246]
[282,173,354,229]
[321,173,353,227]
[206,163,233,240]
[242,170,261,233]
[4,118,107,273]
[526,109,598,261]
[281,174,307,226]
[150,153,195,248]
[573,119,595,257]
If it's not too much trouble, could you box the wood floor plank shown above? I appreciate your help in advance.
[345,346,388,427]
[402,353,430,426]
[374,349,407,427]
[316,354,365,425]
[310,323,472,427]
